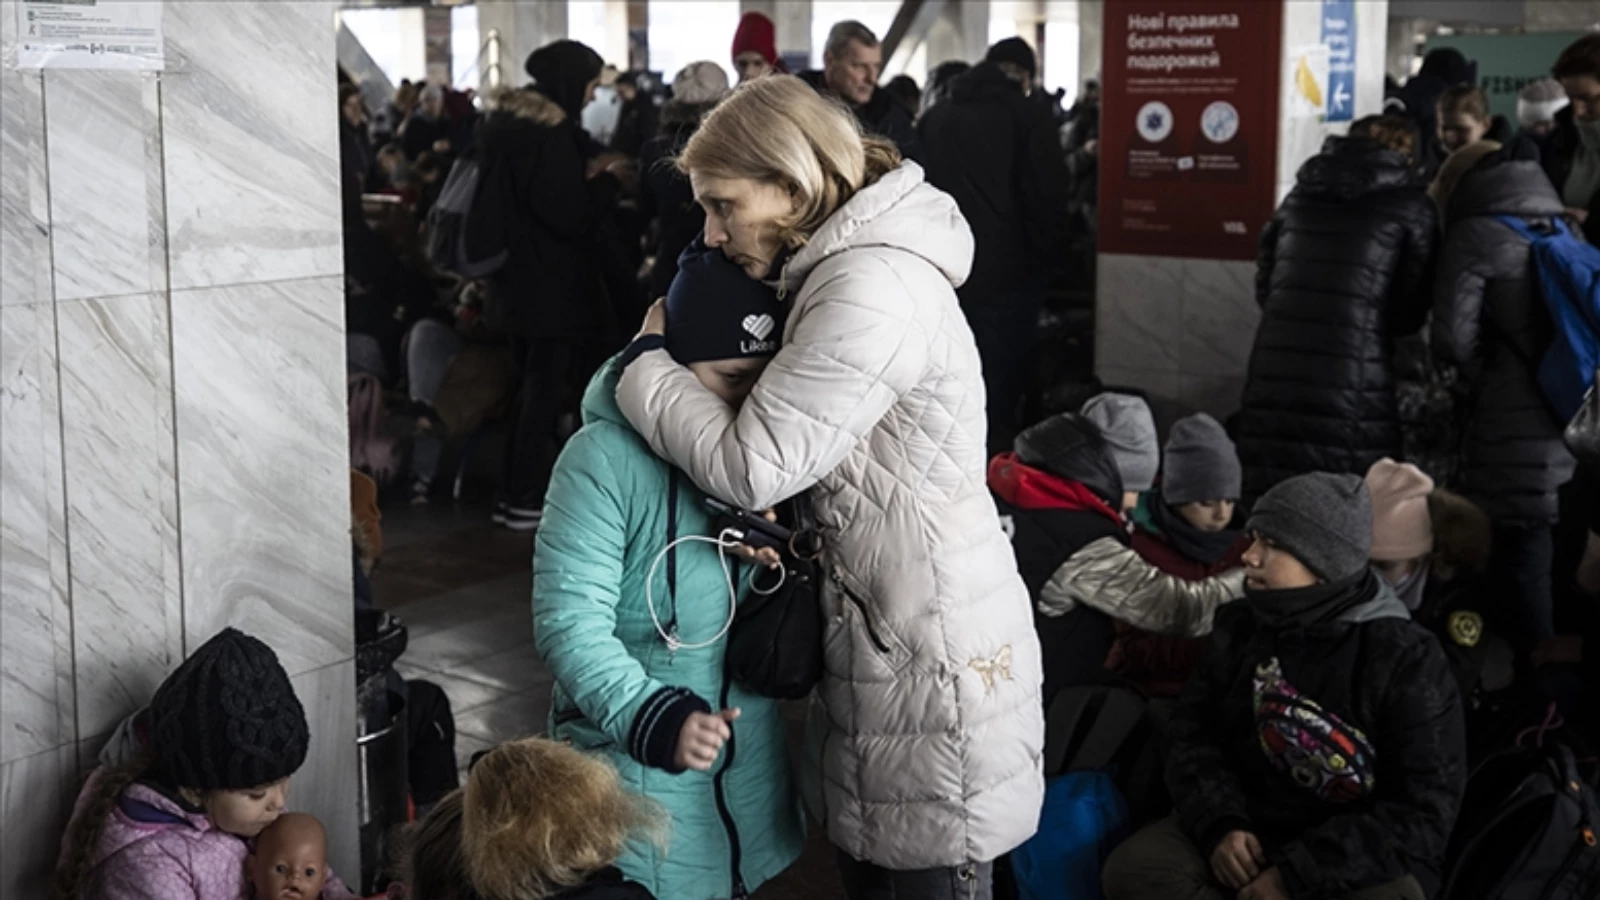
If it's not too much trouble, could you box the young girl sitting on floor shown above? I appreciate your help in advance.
[55,627,354,900]
[398,737,658,900]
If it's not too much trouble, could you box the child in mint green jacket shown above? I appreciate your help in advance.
[532,244,805,900]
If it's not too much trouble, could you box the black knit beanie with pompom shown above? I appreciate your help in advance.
[148,627,309,791]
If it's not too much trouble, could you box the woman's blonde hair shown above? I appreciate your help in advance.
[677,74,902,250]
[462,738,661,900]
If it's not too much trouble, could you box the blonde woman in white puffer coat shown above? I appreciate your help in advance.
[614,75,1045,900]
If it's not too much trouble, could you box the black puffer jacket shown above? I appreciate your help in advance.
[1237,138,1438,502]
[1167,582,1465,899]
[918,62,1071,308]
[1432,158,1577,524]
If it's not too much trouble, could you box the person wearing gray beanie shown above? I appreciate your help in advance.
[1081,393,1159,507]
[1103,467,1465,900]
[1162,412,1241,507]
[1246,472,1373,584]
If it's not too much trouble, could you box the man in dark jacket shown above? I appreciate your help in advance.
[1432,140,1577,652]
[638,61,728,300]
[989,413,1127,704]
[798,20,920,160]
[475,40,618,531]
[1103,473,1465,900]
[607,71,658,158]
[1236,116,1438,504]
[920,38,1070,454]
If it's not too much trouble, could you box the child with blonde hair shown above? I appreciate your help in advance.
[397,738,658,900]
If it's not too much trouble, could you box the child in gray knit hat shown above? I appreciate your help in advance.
[1104,471,1466,900]
[1081,392,1159,512]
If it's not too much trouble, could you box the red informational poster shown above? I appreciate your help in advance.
[1099,0,1284,260]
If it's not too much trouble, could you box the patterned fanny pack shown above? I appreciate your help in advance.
[1253,656,1378,804]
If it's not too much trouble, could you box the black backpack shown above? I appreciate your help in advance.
[425,150,508,278]
[1440,741,1600,899]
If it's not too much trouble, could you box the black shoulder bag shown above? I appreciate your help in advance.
[1564,370,1600,466]
[725,494,824,700]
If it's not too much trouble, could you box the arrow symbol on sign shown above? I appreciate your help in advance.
[1333,82,1351,111]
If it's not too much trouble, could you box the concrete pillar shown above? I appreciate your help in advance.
[1,0,354,893]
[477,0,570,88]
[1093,0,1390,429]
[1078,0,1103,83]
[424,5,453,84]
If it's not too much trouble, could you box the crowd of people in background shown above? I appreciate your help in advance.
[96,16,1593,900]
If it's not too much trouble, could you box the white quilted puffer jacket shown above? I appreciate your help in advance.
[617,162,1044,869]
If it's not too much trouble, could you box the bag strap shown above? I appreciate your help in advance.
[666,469,680,636]
[1493,214,1558,244]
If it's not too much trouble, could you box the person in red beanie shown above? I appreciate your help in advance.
[731,11,784,84]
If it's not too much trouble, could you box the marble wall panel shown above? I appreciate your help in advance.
[0,743,78,899]
[1180,259,1260,379]
[43,71,162,303]
[1095,364,1184,435]
[1,8,51,309]
[57,294,183,739]
[1096,254,1183,373]
[172,277,351,676]
[290,660,360,885]
[160,1,341,290]
[0,303,73,764]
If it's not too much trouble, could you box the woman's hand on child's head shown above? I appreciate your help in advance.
[674,708,741,772]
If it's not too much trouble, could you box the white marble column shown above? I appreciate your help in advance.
[0,1,356,892]
[1094,0,1389,431]
[927,0,992,67]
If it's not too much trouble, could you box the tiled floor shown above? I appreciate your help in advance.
[373,502,843,899]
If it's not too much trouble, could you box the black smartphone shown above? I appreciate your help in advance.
[704,498,793,551]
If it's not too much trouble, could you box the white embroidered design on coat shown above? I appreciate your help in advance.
[969,645,1014,691]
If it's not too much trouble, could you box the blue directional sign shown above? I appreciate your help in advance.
[1322,0,1356,122]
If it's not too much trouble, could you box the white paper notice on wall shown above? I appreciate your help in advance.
[14,0,163,71]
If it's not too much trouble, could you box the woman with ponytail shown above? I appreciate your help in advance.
[55,628,353,900]
[613,74,1044,898]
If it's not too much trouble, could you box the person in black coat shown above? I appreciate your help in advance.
[608,71,659,159]
[1103,473,1464,900]
[402,83,455,161]
[1430,140,1578,651]
[1542,34,1600,245]
[476,40,618,531]
[1236,117,1438,504]
[798,20,920,160]
[919,39,1071,454]
[1396,47,1476,182]
[988,413,1127,704]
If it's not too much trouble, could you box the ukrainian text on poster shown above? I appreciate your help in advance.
[1100,1,1283,260]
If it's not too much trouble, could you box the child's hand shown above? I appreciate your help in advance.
[728,509,783,570]
[674,708,740,771]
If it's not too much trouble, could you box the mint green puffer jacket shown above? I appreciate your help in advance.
[533,357,805,900]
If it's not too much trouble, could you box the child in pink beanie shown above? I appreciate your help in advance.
[1367,458,1435,610]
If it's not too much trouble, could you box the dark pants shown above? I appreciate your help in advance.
[1490,523,1556,653]
[966,285,1044,455]
[1102,817,1425,900]
[836,850,993,900]
[500,338,574,510]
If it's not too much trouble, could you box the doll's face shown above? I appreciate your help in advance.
[250,813,329,900]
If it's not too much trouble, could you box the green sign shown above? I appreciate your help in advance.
[1422,32,1588,123]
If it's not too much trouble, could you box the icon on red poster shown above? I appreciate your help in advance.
[1136,101,1174,143]
[1201,102,1241,144]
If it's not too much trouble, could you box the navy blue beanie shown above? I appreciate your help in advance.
[665,241,785,365]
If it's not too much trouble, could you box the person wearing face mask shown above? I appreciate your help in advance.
[1102,473,1465,900]
[1111,413,1251,698]
[532,242,805,900]
[475,40,621,532]
[1544,34,1600,243]
[1366,460,1510,747]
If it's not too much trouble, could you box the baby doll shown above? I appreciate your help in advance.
[251,813,332,900]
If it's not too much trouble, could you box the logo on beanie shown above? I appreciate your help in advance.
[742,314,775,341]
[740,313,778,355]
